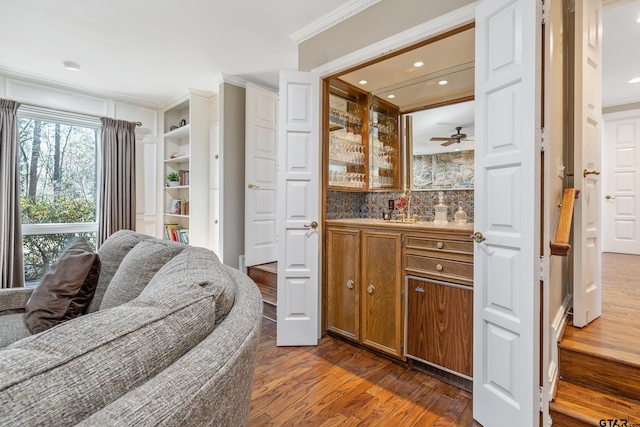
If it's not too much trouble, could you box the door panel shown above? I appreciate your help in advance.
[326,227,360,340]
[245,83,278,267]
[361,231,403,359]
[473,0,541,425]
[573,0,602,327]
[277,71,320,346]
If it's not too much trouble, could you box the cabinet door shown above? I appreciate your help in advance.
[326,228,360,341]
[361,231,403,359]
[406,277,473,377]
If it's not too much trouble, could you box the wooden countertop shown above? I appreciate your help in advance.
[325,218,474,232]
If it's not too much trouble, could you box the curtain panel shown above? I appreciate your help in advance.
[98,118,136,246]
[0,99,24,288]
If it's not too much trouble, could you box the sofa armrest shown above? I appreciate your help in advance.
[0,287,34,313]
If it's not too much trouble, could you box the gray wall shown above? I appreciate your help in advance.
[299,0,475,71]
[220,82,246,269]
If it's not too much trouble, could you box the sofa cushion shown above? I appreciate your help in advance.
[140,246,235,324]
[0,271,219,426]
[0,313,31,348]
[98,239,186,311]
[86,230,146,313]
[24,238,101,334]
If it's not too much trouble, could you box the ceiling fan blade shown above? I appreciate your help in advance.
[441,140,455,147]
[430,137,451,141]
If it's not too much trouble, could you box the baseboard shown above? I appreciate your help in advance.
[548,294,572,400]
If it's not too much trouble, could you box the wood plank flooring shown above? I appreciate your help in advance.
[551,252,640,425]
[249,319,479,426]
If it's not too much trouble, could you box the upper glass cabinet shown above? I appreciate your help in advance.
[325,78,401,191]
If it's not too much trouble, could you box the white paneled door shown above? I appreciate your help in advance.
[603,115,640,255]
[573,0,602,328]
[473,0,541,425]
[276,71,320,346]
[245,83,278,267]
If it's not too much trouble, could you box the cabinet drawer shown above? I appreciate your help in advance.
[405,253,473,286]
[405,236,473,254]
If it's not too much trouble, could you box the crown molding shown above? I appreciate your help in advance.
[290,0,381,44]
[0,66,161,110]
[213,73,248,89]
[311,2,477,78]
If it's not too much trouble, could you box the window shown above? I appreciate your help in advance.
[18,107,100,285]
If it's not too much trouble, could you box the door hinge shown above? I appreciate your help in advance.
[536,127,550,152]
[539,256,549,281]
[538,0,550,25]
[401,238,404,248]
[400,290,404,301]
[539,386,546,412]
[400,342,404,353]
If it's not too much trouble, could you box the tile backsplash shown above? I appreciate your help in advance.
[326,190,474,223]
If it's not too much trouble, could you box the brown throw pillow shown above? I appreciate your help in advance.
[25,238,101,334]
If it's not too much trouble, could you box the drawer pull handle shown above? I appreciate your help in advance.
[415,286,425,293]
[367,284,375,294]
[346,279,354,289]
[436,264,443,271]
[437,242,444,249]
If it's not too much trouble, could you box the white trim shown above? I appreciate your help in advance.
[212,73,248,90]
[18,104,101,129]
[310,2,477,77]
[548,294,572,400]
[22,222,98,236]
[290,0,381,44]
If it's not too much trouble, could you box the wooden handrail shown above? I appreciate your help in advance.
[550,188,580,256]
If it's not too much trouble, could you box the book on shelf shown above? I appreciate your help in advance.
[178,169,189,186]
[164,224,189,244]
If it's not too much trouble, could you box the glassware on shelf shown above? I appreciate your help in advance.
[454,204,468,224]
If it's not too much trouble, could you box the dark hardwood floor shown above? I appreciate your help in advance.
[249,319,478,426]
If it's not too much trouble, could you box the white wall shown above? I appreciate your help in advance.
[0,72,160,237]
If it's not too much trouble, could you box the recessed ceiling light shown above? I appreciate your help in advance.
[414,61,424,67]
[455,148,460,151]
[629,77,640,84]
[62,60,81,71]
[438,80,448,85]
[387,94,396,99]
[359,80,368,85]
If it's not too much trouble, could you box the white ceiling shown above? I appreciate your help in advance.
[0,0,347,106]
[0,1,637,108]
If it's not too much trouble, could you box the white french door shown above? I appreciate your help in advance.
[573,0,603,328]
[473,0,541,425]
[276,70,321,346]
[245,83,278,267]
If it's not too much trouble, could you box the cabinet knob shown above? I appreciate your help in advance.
[436,264,443,271]
[346,279,354,289]
[437,241,444,249]
[367,284,375,294]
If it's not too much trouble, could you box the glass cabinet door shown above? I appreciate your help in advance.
[327,84,367,190]
[369,96,400,189]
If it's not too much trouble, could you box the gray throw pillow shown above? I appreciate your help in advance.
[24,238,101,334]
[98,239,186,310]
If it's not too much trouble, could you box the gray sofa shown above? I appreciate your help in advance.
[0,230,263,426]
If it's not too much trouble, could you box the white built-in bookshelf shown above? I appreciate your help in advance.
[161,94,210,247]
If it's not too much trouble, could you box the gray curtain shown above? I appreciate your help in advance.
[0,99,24,288]
[98,118,136,247]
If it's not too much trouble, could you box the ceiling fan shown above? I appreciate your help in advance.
[430,126,473,147]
